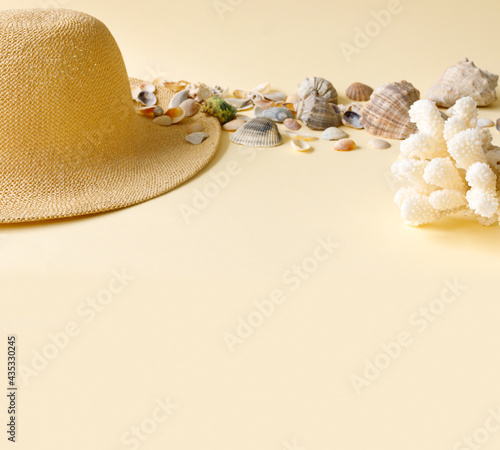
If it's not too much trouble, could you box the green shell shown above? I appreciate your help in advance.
[201,96,237,125]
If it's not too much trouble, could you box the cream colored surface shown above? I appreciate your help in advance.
[2,0,500,449]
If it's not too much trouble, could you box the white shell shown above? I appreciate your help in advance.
[222,119,246,131]
[179,99,199,117]
[131,86,141,101]
[368,138,391,149]
[168,90,189,108]
[321,127,348,140]
[152,116,172,126]
[230,117,283,147]
[291,139,310,152]
[186,132,209,145]
[477,118,494,128]
[140,83,156,93]
[285,130,316,141]
[186,123,204,134]
[251,81,271,94]
[186,82,212,103]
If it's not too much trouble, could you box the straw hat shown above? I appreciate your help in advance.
[0,9,221,223]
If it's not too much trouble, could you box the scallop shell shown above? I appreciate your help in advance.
[255,106,295,123]
[297,96,342,131]
[137,91,157,107]
[342,111,363,129]
[321,127,348,141]
[230,117,283,147]
[186,132,209,145]
[333,139,356,151]
[368,138,390,149]
[345,82,373,101]
[360,80,420,140]
[168,90,189,108]
[283,118,301,130]
[427,58,498,107]
[201,97,237,124]
[297,77,338,104]
[179,99,199,117]
[291,139,310,152]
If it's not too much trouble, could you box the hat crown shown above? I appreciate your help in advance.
[0,9,136,164]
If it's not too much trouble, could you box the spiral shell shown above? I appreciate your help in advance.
[230,118,283,147]
[297,77,338,104]
[201,97,237,124]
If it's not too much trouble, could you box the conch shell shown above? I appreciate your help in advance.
[360,80,420,140]
[427,58,498,107]
[297,77,338,104]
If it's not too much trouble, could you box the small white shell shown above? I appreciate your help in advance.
[186,123,204,134]
[153,116,172,126]
[186,132,209,144]
[222,119,246,131]
[179,99,199,117]
[321,127,348,140]
[140,83,156,93]
[477,118,494,128]
[285,130,316,141]
[168,90,189,109]
[264,92,287,102]
[131,86,141,101]
[291,139,310,152]
[368,138,390,149]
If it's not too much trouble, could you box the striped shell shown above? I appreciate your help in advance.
[201,96,237,124]
[230,118,283,147]
[360,81,420,140]
[255,106,295,123]
[297,96,342,131]
[345,82,373,102]
[297,77,338,104]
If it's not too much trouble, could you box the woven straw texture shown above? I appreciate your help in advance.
[0,9,221,223]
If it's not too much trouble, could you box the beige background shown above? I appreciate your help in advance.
[2,0,500,449]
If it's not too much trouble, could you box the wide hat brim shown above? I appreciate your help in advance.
[0,79,221,223]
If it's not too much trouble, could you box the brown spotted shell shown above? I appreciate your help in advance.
[297,96,342,131]
[345,82,373,102]
[360,81,420,140]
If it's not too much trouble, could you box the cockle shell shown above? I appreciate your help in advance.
[186,132,209,145]
[137,91,157,107]
[342,111,363,129]
[360,80,420,140]
[321,127,348,141]
[255,106,295,123]
[291,139,310,152]
[333,139,356,151]
[186,82,212,103]
[297,77,338,104]
[179,99,199,117]
[283,118,301,130]
[152,115,172,126]
[368,138,390,149]
[297,95,342,131]
[345,82,373,102]
[427,58,498,107]
[168,90,189,108]
[230,117,283,147]
[201,97,237,124]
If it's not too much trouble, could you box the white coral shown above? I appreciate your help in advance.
[392,97,499,226]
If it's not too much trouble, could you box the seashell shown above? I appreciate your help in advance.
[360,80,420,140]
[137,91,157,107]
[321,127,348,141]
[201,97,237,124]
[368,138,390,149]
[345,82,373,102]
[291,139,310,152]
[140,82,156,93]
[230,117,283,147]
[427,58,498,107]
[297,77,338,104]
[342,111,363,129]
[286,93,300,104]
[153,115,172,126]
[285,130,316,141]
[264,92,287,103]
[255,106,295,123]
[297,95,342,130]
[251,82,271,94]
[165,107,185,124]
[496,119,500,133]
[212,85,229,98]
[163,80,189,92]
[186,82,212,103]
[477,118,494,128]
[179,99,199,117]
[233,89,248,99]
[253,99,277,110]
[283,118,301,130]
[235,115,251,122]
[225,97,253,110]
[222,119,246,131]
[186,123,204,134]
[333,139,356,151]
[338,103,363,115]
[247,91,265,102]
[131,85,141,101]
[186,132,209,145]
[137,106,161,118]
[168,90,189,108]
